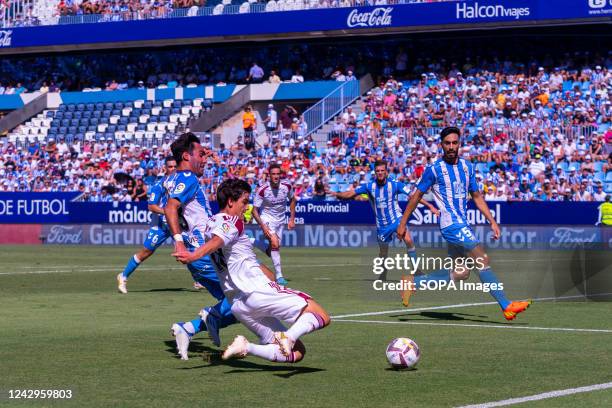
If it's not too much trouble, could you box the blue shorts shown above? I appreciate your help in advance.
[441,223,480,257]
[377,220,400,244]
[143,225,171,251]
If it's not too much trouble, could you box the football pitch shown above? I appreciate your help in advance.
[1,245,611,408]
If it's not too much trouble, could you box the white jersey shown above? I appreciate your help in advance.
[205,212,269,301]
[253,181,294,224]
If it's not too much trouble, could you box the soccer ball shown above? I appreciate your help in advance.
[386,337,420,369]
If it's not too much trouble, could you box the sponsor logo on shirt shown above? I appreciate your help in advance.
[174,183,186,194]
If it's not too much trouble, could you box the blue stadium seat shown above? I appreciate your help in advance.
[203,99,213,109]
[119,117,128,125]
[77,104,85,111]
[161,108,170,116]
[100,117,109,124]
[86,103,95,111]
[132,108,141,116]
[102,110,111,118]
[183,99,193,106]
[67,104,76,112]
[78,118,88,126]
[78,126,87,134]
[68,126,77,134]
[75,133,84,142]
[118,124,127,131]
[172,100,182,108]
[149,116,158,123]
[105,132,115,140]
[114,102,124,110]
[92,111,102,119]
[54,111,63,119]
[48,127,58,135]
[153,101,162,107]
[95,103,104,111]
[64,111,73,119]
[107,125,117,133]
[111,109,121,116]
[160,115,169,122]
[59,126,68,134]
[104,103,114,110]
[46,111,55,118]
[61,119,70,127]
[70,119,79,126]
[65,134,75,143]
[144,101,152,109]
[87,125,97,132]
[137,124,146,131]
[90,118,99,126]
[74,111,82,119]
[142,108,151,115]
[83,111,92,119]
[172,108,180,114]
[95,133,103,141]
[58,104,67,111]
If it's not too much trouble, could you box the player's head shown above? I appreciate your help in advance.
[217,178,252,216]
[374,160,388,185]
[171,132,206,176]
[269,163,282,186]
[440,126,461,163]
[164,155,177,174]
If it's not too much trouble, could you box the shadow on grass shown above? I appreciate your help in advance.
[164,340,325,378]
[389,311,527,325]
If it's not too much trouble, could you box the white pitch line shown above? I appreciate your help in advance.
[455,381,612,408]
[331,293,612,320]
[333,319,612,333]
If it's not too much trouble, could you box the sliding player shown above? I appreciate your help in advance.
[396,127,531,320]
[333,160,439,305]
[174,178,330,363]
[252,163,297,285]
[117,156,176,294]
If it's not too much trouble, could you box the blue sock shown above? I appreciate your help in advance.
[122,255,141,279]
[479,267,511,310]
[211,298,238,328]
[187,317,206,335]
[407,247,417,263]
[414,269,451,288]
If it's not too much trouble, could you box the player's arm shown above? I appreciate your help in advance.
[471,191,500,239]
[164,198,186,251]
[147,185,165,215]
[332,189,357,200]
[148,204,165,215]
[287,195,297,230]
[418,198,439,216]
[259,263,276,281]
[173,235,224,264]
[397,189,424,238]
[251,205,271,237]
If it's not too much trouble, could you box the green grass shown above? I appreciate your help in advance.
[0,245,611,407]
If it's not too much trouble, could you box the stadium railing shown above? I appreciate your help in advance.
[303,79,361,137]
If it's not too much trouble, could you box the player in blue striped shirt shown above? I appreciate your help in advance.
[117,156,176,294]
[334,160,439,286]
[397,127,531,320]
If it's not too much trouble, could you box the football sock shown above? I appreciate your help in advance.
[286,312,326,341]
[247,343,297,363]
[478,267,511,310]
[211,299,238,328]
[183,320,200,336]
[271,250,283,279]
[407,247,417,263]
[122,255,141,279]
[414,269,451,288]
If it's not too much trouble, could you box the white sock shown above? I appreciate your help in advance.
[286,312,325,342]
[182,322,195,335]
[271,250,283,279]
[247,343,295,362]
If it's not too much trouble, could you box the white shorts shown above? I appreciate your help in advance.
[231,281,311,344]
[262,218,284,245]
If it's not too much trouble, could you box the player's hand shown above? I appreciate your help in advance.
[491,222,501,240]
[174,240,187,254]
[396,224,406,240]
[287,218,295,230]
[430,207,440,217]
[172,250,193,264]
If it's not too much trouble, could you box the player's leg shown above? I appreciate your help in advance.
[468,243,531,320]
[377,225,391,281]
[117,226,168,293]
[269,223,287,285]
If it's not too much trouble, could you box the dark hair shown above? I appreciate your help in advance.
[269,163,281,172]
[164,155,176,165]
[440,126,461,141]
[374,160,387,168]
[170,133,200,164]
[217,178,251,209]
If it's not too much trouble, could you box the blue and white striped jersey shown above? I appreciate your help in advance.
[148,176,171,228]
[417,158,478,229]
[354,179,411,228]
[166,170,213,237]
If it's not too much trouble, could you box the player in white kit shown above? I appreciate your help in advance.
[173,178,330,363]
[252,163,297,286]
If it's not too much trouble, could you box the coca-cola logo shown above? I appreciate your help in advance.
[0,30,12,47]
[46,225,83,244]
[347,7,393,28]
[549,227,597,248]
